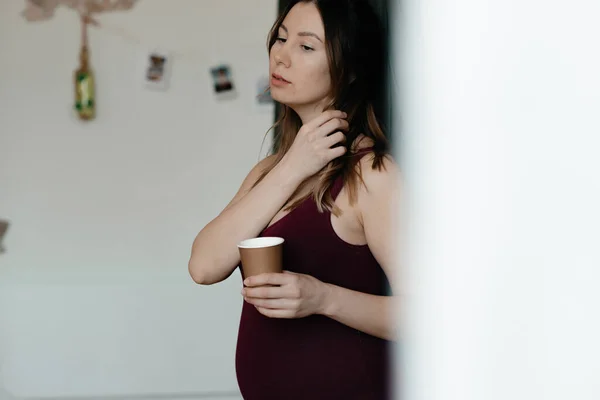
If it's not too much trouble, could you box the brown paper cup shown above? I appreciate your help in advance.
[238,237,284,281]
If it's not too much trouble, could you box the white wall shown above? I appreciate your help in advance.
[396,0,600,399]
[0,0,277,399]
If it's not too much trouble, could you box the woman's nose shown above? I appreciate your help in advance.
[274,46,290,67]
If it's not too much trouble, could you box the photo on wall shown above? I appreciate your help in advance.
[210,64,235,94]
[142,49,172,91]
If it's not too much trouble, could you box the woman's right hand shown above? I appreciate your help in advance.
[280,110,349,182]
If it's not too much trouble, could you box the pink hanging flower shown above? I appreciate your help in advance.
[21,0,137,22]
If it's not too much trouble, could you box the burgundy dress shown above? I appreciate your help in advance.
[235,152,392,399]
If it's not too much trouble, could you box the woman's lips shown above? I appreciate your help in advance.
[271,74,291,87]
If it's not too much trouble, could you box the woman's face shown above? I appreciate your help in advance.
[269,2,331,111]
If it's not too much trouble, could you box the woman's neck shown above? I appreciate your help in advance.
[289,99,331,125]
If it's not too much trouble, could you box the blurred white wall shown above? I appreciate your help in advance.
[0,0,277,399]
[395,0,600,399]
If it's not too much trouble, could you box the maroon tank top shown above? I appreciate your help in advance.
[235,150,392,400]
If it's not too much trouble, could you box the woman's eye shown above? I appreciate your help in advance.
[276,37,287,43]
[301,45,314,51]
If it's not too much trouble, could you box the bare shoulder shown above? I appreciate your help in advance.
[357,152,401,198]
[349,134,400,195]
[350,152,401,229]
[354,152,401,290]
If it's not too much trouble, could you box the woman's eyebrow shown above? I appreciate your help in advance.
[280,24,323,43]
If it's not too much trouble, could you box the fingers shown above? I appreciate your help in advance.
[255,307,293,319]
[323,131,347,162]
[304,110,347,131]
[244,273,288,287]
[244,297,297,310]
[315,117,349,138]
[324,131,346,148]
[326,146,347,163]
[243,285,288,299]
[242,272,300,299]
[328,145,347,160]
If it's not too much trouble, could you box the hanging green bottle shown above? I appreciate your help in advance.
[74,46,95,121]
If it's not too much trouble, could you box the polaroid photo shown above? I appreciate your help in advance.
[210,64,237,100]
[142,49,172,91]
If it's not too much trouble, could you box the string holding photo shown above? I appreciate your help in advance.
[21,0,250,71]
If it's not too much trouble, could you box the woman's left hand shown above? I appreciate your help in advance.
[241,271,331,319]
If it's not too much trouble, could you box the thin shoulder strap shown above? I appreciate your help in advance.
[330,146,374,201]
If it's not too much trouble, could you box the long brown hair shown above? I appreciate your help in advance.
[255,0,390,216]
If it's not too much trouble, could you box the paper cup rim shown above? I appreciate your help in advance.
[237,237,284,249]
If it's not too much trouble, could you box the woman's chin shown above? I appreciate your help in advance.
[269,91,287,104]
[270,93,324,111]
[273,99,297,109]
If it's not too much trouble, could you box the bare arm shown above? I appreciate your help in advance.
[188,110,349,285]
[321,286,395,340]
[188,157,303,285]
[321,155,401,340]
